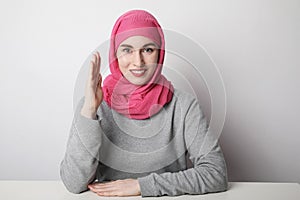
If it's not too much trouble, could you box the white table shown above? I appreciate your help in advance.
[0,181,299,200]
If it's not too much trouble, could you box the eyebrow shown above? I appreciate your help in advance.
[119,43,158,48]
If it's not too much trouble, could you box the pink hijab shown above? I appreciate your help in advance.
[102,10,174,119]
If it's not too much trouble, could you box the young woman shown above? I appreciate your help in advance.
[60,10,228,197]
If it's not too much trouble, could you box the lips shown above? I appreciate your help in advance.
[130,69,146,77]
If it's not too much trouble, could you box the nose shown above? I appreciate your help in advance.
[132,50,144,67]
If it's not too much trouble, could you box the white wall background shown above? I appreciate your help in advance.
[0,0,299,183]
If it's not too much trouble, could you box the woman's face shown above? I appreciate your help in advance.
[116,36,159,85]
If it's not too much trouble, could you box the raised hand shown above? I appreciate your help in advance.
[88,179,141,197]
[80,52,103,119]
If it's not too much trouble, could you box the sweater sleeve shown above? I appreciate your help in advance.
[60,97,103,194]
[137,98,228,197]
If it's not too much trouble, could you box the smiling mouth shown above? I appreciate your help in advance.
[130,69,146,77]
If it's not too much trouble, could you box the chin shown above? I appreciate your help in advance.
[131,82,147,86]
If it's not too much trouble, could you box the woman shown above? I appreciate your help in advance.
[60,10,228,197]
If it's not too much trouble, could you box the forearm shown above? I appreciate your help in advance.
[137,145,228,197]
[80,102,98,120]
[60,98,103,193]
[60,127,99,193]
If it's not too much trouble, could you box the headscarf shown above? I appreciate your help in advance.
[102,10,174,119]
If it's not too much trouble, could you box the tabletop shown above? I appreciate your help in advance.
[0,181,300,200]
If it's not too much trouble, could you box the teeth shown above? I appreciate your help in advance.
[131,70,145,74]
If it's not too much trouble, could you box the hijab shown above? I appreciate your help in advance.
[102,10,174,119]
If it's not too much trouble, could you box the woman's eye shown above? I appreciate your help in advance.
[122,48,132,53]
[143,48,154,53]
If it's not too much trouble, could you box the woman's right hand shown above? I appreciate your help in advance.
[80,52,103,119]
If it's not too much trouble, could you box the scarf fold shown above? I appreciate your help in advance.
[102,10,174,119]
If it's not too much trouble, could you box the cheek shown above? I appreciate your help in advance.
[150,52,159,63]
[149,65,158,76]
[117,57,130,74]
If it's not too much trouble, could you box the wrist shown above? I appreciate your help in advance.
[135,179,141,195]
[80,107,97,119]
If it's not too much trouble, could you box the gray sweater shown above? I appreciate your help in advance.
[60,89,228,197]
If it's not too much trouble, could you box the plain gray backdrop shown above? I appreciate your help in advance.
[0,0,299,183]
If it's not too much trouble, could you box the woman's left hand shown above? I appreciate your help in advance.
[88,179,141,197]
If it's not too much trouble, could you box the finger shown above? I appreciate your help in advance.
[97,74,102,88]
[95,51,101,75]
[88,62,96,84]
[91,187,115,194]
[88,182,107,187]
[89,184,111,192]
[95,51,99,67]
[88,186,97,193]
[97,51,101,71]
[90,183,115,189]
[89,55,97,80]
[90,186,118,195]
[93,52,98,70]
[91,54,96,67]
[89,182,126,197]
[92,54,99,79]
[96,180,119,187]
[97,191,118,197]
[90,180,119,186]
